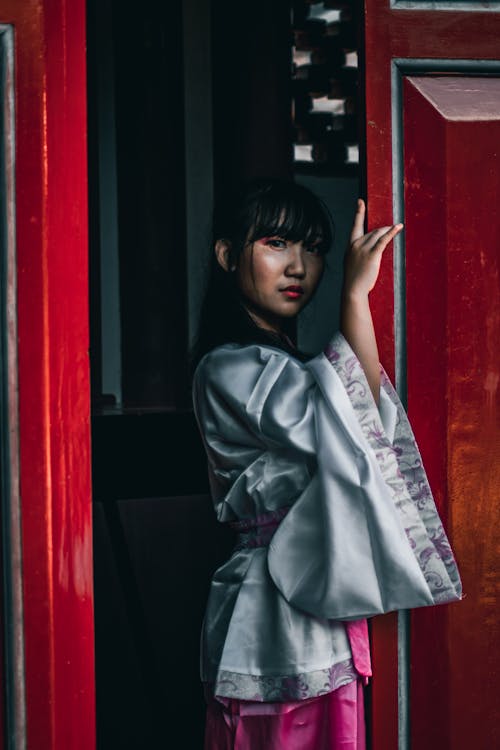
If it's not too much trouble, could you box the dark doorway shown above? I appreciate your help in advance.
[87,1,293,747]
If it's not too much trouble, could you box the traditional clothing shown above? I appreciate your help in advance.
[204,679,366,750]
[192,331,462,747]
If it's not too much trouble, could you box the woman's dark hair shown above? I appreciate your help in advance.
[190,178,335,371]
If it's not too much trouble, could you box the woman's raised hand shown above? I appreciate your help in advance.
[343,199,403,297]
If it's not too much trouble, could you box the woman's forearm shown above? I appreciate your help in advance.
[340,289,380,404]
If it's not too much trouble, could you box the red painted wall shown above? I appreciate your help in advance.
[0,0,95,747]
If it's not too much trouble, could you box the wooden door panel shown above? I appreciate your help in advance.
[404,75,500,750]
[364,2,500,748]
[0,1,94,747]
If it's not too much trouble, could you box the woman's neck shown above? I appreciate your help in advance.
[243,304,284,336]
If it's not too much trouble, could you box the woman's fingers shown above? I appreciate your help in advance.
[364,226,392,247]
[349,198,403,251]
[372,223,404,252]
[350,199,366,242]
[353,223,403,253]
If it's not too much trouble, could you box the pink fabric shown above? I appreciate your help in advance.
[204,679,366,750]
[345,620,372,677]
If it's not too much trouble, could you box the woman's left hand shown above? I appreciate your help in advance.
[343,199,403,297]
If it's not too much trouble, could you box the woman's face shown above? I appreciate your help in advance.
[235,235,325,333]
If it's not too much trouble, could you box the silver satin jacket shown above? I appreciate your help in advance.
[192,332,462,702]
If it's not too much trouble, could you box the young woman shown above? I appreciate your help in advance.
[191,179,462,749]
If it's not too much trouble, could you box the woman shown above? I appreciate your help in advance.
[191,178,462,749]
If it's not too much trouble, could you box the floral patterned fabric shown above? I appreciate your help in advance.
[209,658,359,703]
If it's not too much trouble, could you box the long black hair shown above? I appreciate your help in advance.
[190,178,334,371]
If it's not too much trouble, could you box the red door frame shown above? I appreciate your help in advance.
[363,2,500,749]
[4,1,499,747]
[0,1,94,748]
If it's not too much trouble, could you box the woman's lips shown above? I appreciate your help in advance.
[281,286,304,299]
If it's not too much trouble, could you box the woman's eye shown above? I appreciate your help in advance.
[306,245,322,255]
[264,238,287,249]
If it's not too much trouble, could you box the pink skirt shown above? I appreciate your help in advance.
[204,679,366,750]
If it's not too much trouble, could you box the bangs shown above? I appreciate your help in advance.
[213,178,335,257]
[247,185,333,253]
[244,183,334,254]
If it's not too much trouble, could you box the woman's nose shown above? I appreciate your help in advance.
[286,245,306,277]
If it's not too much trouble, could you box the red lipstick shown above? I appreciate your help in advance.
[281,285,304,299]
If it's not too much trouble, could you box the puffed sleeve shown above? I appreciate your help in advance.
[194,339,397,453]
[193,343,319,456]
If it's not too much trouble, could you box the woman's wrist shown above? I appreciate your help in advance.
[341,285,371,312]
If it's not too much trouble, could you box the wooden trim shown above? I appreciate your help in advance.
[0,23,25,750]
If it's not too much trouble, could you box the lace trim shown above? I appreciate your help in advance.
[210,657,360,702]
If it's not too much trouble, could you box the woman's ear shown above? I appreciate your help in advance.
[214,239,236,272]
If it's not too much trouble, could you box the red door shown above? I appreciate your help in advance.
[0,1,94,749]
[363,2,500,748]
